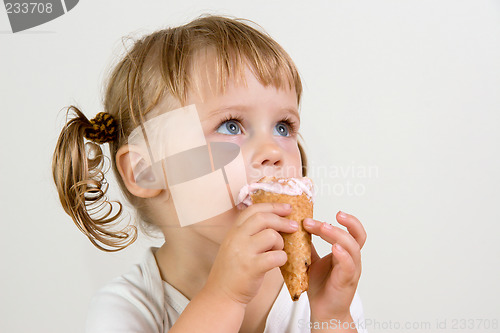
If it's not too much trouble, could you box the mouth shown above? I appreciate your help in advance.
[248,167,282,184]
[247,163,302,183]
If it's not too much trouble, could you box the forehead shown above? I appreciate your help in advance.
[186,48,298,104]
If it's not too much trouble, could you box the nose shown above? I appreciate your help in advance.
[249,135,284,169]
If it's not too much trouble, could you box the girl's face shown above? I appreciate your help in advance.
[150,64,302,245]
[189,66,303,185]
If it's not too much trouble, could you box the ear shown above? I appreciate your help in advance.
[116,145,162,198]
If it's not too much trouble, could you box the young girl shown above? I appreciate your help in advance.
[53,15,367,333]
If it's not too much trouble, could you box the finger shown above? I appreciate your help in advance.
[330,243,358,287]
[236,202,292,227]
[255,250,288,273]
[303,218,361,267]
[310,242,338,269]
[250,229,284,253]
[309,243,338,282]
[336,211,367,249]
[240,211,298,236]
[308,253,333,290]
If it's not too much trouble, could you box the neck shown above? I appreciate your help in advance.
[154,224,227,300]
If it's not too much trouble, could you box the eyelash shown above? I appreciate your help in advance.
[215,114,299,135]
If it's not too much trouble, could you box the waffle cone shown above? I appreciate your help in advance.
[251,190,313,301]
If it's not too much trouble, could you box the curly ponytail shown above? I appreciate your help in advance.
[52,106,137,252]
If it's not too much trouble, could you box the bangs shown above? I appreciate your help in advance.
[186,42,301,104]
[147,16,302,107]
[120,15,304,129]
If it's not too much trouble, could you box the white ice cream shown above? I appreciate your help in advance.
[237,176,314,207]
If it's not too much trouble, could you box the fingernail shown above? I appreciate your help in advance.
[290,220,298,228]
[303,218,315,227]
[338,211,347,218]
[284,204,292,209]
[334,243,345,252]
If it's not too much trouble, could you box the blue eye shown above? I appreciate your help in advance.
[216,120,241,135]
[274,122,290,137]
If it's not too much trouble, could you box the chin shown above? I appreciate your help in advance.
[188,208,238,245]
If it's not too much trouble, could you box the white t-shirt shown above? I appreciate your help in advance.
[85,247,367,333]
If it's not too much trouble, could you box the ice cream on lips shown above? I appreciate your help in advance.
[237,176,314,207]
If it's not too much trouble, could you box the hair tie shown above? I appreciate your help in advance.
[84,112,118,144]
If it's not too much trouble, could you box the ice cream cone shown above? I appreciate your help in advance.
[247,177,314,301]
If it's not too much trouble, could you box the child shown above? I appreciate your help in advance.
[52,15,367,332]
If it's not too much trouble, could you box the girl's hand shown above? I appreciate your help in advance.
[205,203,299,307]
[303,211,367,322]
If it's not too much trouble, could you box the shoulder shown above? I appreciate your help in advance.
[85,247,166,333]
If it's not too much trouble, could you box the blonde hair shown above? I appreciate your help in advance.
[52,14,308,252]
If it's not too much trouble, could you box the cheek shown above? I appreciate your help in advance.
[285,142,303,176]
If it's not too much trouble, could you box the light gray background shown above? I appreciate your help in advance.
[1,1,499,332]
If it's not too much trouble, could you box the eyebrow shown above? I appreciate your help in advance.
[206,105,300,120]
